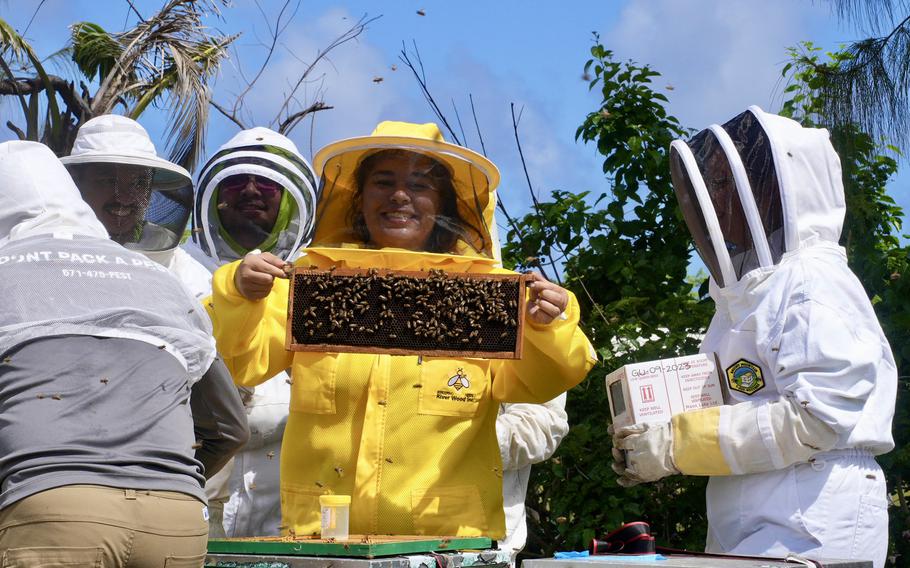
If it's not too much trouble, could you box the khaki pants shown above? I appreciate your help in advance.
[0,485,208,568]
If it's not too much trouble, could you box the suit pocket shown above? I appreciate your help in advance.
[2,547,103,568]
[411,485,487,536]
[851,492,889,561]
[281,483,323,536]
[289,353,339,414]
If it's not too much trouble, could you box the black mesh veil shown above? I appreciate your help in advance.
[670,109,785,286]
[720,110,784,266]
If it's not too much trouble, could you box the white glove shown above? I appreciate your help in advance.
[611,422,680,487]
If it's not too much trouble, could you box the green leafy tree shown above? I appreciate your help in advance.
[506,36,714,557]
[0,0,235,168]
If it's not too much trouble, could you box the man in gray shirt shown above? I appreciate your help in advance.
[0,141,248,566]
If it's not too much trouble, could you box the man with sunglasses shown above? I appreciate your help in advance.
[215,175,285,254]
[187,127,319,537]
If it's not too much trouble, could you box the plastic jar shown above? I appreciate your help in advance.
[319,494,351,540]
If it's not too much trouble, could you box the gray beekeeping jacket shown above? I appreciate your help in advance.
[0,141,248,507]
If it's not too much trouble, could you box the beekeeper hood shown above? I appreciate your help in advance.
[0,140,107,243]
[0,140,215,380]
[61,114,193,266]
[669,106,845,288]
[193,127,318,263]
[312,121,500,259]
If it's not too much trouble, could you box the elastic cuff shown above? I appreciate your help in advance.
[215,260,246,302]
[671,407,732,476]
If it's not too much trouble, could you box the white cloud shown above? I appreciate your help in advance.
[211,8,419,159]
[605,0,829,131]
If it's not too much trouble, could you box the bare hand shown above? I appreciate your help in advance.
[525,272,569,325]
[234,251,290,300]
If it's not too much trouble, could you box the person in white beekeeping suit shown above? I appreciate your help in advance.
[610,106,897,567]
[185,127,319,537]
[481,198,569,565]
[61,114,213,299]
[497,395,568,565]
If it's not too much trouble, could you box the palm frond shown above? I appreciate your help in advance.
[83,0,234,170]
[0,17,63,143]
[0,18,38,70]
[70,22,124,82]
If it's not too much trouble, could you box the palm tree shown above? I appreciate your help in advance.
[0,0,235,170]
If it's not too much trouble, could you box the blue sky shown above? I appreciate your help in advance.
[4,0,907,245]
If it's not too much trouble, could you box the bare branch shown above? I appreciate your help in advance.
[210,98,247,129]
[227,0,299,118]
[23,0,48,36]
[399,41,461,144]
[0,74,91,119]
[271,13,379,127]
[277,100,332,135]
[469,93,487,156]
[125,0,144,22]
[511,102,562,284]
[6,120,25,139]
[452,97,468,146]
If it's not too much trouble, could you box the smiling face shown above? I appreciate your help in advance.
[358,152,446,251]
[217,174,284,250]
[72,163,153,244]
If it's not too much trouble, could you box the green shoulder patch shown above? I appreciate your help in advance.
[726,358,765,395]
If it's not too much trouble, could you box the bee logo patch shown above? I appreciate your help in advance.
[726,359,765,395]
[447,368,470,391]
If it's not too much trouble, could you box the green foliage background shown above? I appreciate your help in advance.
[507,37,909,564]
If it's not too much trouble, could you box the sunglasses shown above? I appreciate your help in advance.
[219,175,283,197]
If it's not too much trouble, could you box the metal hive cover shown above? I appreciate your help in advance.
[287,267,526,359]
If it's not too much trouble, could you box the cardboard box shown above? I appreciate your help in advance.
[606,353,724,428]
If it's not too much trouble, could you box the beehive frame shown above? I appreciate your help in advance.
[286,267,526,359]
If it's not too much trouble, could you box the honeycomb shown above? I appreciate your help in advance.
[288,268,525,358]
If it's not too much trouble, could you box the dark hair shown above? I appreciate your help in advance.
[350,149,484,253]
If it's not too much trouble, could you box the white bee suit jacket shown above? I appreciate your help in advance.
[669,107,895,567]
[497,395,568,564]
[187,127,308,536]
[166,247,213,299]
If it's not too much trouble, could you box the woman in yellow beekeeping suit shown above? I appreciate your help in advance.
[207,121,596,538]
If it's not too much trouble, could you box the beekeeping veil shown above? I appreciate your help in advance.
[193,127,319,264]
[0,140,215,380]
[312,121,500,259]
[669,106,844,288]
[61,115,194,266]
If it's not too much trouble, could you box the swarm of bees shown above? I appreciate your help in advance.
[288,267,525,358]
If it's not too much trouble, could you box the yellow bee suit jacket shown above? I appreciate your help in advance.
[208,246,596,538]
